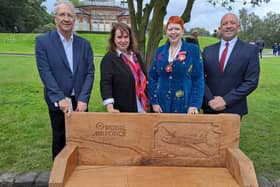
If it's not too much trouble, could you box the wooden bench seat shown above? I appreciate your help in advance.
[64,166,240,187]
[49,112,258,187]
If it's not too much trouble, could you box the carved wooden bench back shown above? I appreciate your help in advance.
[65,113,240,167]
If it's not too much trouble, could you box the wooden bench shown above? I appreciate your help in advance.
[49,112,258,187]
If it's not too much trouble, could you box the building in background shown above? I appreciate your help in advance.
[74,0,130,32]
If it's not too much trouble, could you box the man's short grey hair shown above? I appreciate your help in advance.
[54,0,75,15]
[220,13,240,25]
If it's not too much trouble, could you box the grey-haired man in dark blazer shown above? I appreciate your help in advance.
[35,0,94,159]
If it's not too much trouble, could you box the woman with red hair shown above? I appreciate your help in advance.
[148,16,204,114]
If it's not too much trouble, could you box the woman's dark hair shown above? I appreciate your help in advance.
[107,23,138,54]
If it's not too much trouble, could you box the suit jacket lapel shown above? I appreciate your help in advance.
[72,35,79,74]
[214,42,221,68]
[161,43,170,67]
[118,55,133,76]
[51,30,72,72]
[224,39,241,73]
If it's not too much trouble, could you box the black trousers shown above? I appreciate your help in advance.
[48,96,77,160]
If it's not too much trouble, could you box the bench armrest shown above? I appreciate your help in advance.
[49,143,79,187]
[225,148,258,187]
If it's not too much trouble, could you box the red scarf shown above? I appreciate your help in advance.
[120,53,148,112]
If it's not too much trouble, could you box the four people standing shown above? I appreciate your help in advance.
[35,2,260,161]
[202,13,260,117]
[35,0,94,159]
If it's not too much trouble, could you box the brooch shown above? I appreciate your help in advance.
[175,90,184,97]
[188,64,193,72]
[165,64,172,72]
[178,51,187,61]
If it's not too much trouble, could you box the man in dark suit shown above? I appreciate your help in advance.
[35,0,94,159]
[202,13,260,117]
[255,39,265,58]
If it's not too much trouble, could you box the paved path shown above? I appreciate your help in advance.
[0,53,104,59]
[0,53,34,56]
[262,50,280,58]
[0,52,279,58]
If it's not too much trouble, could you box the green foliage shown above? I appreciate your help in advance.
[208,0,270,10]
[69,0,81,6]
[33,23,56,33]
[238,8,280,47]
[0,0,52,32]
[186,28,211,37]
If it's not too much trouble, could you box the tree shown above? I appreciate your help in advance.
[208,0,270,10]
[33,23,56,33]
[238,8,263,42]
[127,0,270,68]
[70,0,81,6]
[238,9,280,47]
[262,12,280,47]
[0,0,52,32]
[128,0,195,68]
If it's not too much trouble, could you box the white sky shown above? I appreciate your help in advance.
[43,0,280,33]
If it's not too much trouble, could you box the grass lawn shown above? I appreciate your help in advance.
[0,33,38,53]
[0,55,104,173]
[0,33,279,180]
[240,57,280,179]
[0,33,109,56]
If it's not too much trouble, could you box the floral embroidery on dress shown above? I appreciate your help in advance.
[157,53,164,61]
[175,90,184,97]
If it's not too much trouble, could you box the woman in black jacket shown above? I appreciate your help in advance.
[100,23,148,113]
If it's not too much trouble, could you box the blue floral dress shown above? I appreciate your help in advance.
[148,40,204,113]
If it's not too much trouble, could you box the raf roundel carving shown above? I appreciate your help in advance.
[96,122,105,130]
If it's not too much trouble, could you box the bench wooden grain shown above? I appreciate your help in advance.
[49,112,258,187]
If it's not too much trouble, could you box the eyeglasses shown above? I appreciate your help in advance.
[55,12,74,19]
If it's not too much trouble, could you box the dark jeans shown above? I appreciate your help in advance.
[48,96,77,160]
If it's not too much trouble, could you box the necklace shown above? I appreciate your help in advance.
[166,41,182,73]
[168,41,182,62]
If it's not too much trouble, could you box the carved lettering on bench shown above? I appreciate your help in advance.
[92,122,126,137]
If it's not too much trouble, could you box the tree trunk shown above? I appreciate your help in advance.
[181,0,195,23]
[145,0,169,69]
[129,0,155,61]
[128,0,195,69]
